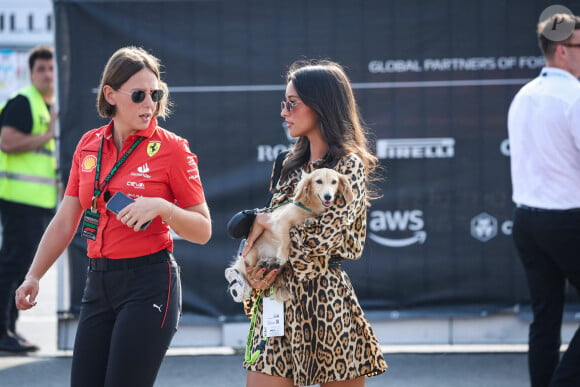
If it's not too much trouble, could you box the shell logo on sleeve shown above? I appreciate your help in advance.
[82,155,97,172]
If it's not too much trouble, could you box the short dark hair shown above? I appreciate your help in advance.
[28,45,53,71]
[537,13,580,59]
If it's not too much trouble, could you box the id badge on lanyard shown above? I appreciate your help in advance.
[81,209,100,241]
[81,135,144,241]
[262,295,284,337]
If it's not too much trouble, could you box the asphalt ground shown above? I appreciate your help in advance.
[0,348,531,387]
[0,261,535,386]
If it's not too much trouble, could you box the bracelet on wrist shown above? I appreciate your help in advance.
[162,202,175,223]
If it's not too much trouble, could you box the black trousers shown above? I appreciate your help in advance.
[512,207,580,387]
[70,252,181,387]
[0,199,53,333]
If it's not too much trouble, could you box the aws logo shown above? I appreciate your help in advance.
[368,209,427,248]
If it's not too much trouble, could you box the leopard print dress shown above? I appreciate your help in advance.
[243,153,387,386]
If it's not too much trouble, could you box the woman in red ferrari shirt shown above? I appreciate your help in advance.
[14,46,212,387]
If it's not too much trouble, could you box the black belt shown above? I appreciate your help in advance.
[89,250,172,271]
[517,204,580,213]
[329,257,344,268]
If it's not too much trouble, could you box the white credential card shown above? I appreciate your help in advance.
[262,296,284,337]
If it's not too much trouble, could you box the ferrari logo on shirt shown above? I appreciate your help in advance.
[147,141,161,157]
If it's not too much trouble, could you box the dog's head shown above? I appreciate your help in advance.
[292,168,354,213]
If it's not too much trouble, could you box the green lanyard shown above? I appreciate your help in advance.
[91,135,145,211]
[244,286,276,365]
[245,290,266,364]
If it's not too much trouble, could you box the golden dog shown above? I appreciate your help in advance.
[225,168,354,302]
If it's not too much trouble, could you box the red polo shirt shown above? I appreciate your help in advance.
[65,118,205,258]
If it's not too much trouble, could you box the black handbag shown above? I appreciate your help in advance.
[226,209,258,239]
[226,151,287,239]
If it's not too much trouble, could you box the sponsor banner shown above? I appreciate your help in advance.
[470,212,513,242]
[55,0,579,319]
[368,209,427,248]
[0,0,53,46]
[368,56,545,74]
[376,138,455,159]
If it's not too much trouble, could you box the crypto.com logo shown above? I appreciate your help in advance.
[470,212,498,242]
[539,5,575,42]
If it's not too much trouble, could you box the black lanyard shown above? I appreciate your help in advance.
[91,135,145,211]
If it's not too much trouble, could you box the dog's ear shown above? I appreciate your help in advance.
[293,171,311,203]
[338,174,354,204]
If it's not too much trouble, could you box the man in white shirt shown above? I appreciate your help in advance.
[508,12,580,387]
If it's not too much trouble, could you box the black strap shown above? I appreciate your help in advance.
[266,150,288,205]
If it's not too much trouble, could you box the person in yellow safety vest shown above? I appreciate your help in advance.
[0,45,57,353]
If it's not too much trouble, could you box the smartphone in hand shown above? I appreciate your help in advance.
[105,192,151,230]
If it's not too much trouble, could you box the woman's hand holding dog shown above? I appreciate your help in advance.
[242,213,279,290]
[245,265,279,290]
[241,213,271,257]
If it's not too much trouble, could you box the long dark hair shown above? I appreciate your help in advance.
[280,60,380,199]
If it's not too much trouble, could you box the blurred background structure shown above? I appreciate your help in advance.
[1,0,579,352]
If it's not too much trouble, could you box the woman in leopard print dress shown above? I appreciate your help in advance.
[242,60,387,387]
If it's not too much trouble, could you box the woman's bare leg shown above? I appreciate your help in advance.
[246,371,296,387]
[321,376,365,387]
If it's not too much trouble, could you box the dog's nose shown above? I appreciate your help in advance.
[324,193,332,201]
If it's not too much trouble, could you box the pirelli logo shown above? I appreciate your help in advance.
[376,137,455,159]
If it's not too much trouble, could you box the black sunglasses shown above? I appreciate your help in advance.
[281,100,301,112]
[118,88,164,103]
